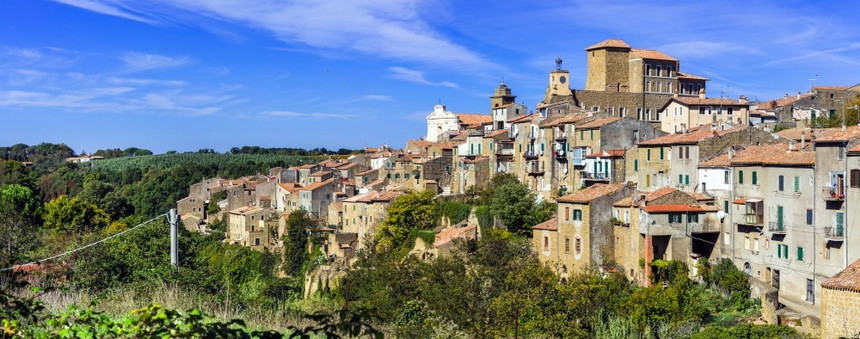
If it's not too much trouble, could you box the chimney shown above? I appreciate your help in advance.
[796,91,802,100]
[699,88,706,99]
[789,142,796,151]
[728,147,733,160]
[739,95,748,105]
[784,93,790,99]
[673,87,679,98]
[801,131,806,149]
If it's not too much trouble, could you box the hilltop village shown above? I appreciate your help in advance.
[176,39,860,337]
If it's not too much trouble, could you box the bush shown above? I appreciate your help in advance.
[474,205,492,231]
[438,200,471,225]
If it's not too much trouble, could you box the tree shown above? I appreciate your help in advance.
[375,190,438,250]
[0,184,41,267]
[489,179,535,234]
[283,210,313,276]
[43,195,110,233]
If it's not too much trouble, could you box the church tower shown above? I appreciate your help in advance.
[542,57,573,105]
[490,81,516,109]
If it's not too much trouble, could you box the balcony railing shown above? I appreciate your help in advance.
[742,214,764,226]
[468,129,484,137]
[580,171,609,180]
[496,143,514,156]
[523,151,538,160]
[824,226,844,240]
[822,187,844,201]
[527,162,544,176]
[554,150,567,161]
[555,132,567,141]
[768,222,786,234]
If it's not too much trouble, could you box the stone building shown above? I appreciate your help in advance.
[325,191,401,260]
[820,259,860,339]
[660,94,750,134]
[535,184,632,278]
[227,206,278,251]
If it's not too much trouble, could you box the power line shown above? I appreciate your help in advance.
[0,213,167,272]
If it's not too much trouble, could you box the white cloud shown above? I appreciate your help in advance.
[1,47,42,63]
[107,76,187,86]
[360,94,395,102]
[49,0,496,69]
[388,66,458,88]
[263,110,358,119]
[121,52,191,73]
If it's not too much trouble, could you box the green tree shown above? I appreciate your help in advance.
[489,179,535,234]
[283,210,313,276]
[43,195,110,232]
[375,190,438,250]
[0,184,42,267]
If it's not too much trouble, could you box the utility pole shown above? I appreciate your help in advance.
[168,208,179,270]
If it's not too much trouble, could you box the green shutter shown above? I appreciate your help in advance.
[647,149,651,161]
[798,247,804,261]
[685,175,690,185]
[590,130,594,140]
[794,176,800,192]
[660,147,664,160]
[752,171,758,185]
[777,206,784,231]
[739,170,744,184]
[837,212,844,236]
[679,174,683,184]
[777,244,782,258]
[634,159,639,171]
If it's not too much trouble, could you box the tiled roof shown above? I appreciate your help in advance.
[613,195,638,207]
[756,93,813,110]
[578,117,621,129]
[689,192,713,201]
[644,187,677,202]
[585,39,631,51]
[463,156,489,164]
[229,205,264,214]
[672,97,747,106]
[676,72,709,81]
[638,126,744,146]
[532,217,558,231]
[641,204,720,213]
[309,171,328,177]
[814,125,860,143]
[814,85,851,91]
[456,113,492,126]
[585,149,626,158]
[484,129,509,138]
[507,114,535,124]
[822,259,860,291]
[433,224,477,247]
[731,144,814,166]
[538,114,590,127]
[850,144,860,153]
[699,153,731,167]
[302,178,333,191]
[557,184,625,203]
[775,128,836,142]
[357,168,378,176]
[631,48,677,61]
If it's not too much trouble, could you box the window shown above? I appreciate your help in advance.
[590,130,594,140]
[254,238,260,246]
[543,236,549,251]
[852,169,860,188]
[634,160,639,171]
[669,213,682,223]
[807,209,813,225]
[724,200,729,213]
[739,170,744,184]
[647,149,651,161]
[745,237,750,250]
[794,176,800,192]
[659,147,664,160]
[565,238,570,253]
[573,209,583,221]
[687,213,699,223]
[724,171,730,184]
[754,238,759,252]
[575,238,582,254]
[778,175,784,191]
[724,232,730,245]
[404,173,410,179]
[752,171,758,185]
[797,247,804,261]
[839,146,845,160]
[807,279,815,303]
[565,207,570,221]
[685,175,690,185]
[776,206,784,230]
[624,210,630,223]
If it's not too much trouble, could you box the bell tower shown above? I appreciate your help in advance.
[490,80,516,109]
[543,56,572,104]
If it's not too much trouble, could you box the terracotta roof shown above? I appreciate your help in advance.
[756,93,813,110]
[296,163,317,170]
[456,113,492,126]
[585,39,631,51]
[507,114,535,124]
[814,125,860,143]
[338,162,359,170]
[814,85,851,91]
[671,97,747,107]
[364,147,379,153]
[302,178,334,191]
[557,184,625,203]
[822,259,860,291]
[310,171,328,177]
[229,205,264,214]
[532,217,558,231]
[357,168,378,176]
[585,149,626,158]
[638,125,744,146]
[775,128,836,142]
[641,204,720,213]
[538,114,590,127]
[613,195,638,207]
[631,48,677,61]
[433,224,477,247]
[850,144,860,153]
[699,153,731,167]
[644,187,677,202]
[676,72,709,81]
[731,144,814,166]
[578,117,620,129]
[277,183,301,192]
[484,129,509,138]
[689,192,713,201]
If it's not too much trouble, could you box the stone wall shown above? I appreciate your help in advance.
[573,90,673,122]
[821,287,860,339]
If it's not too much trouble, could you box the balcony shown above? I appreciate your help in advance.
[527,162,544,176]
[468,129,484,137]
[822,187,844,201]
[496,143,514,156]
[554,150,567,162]
[572,156,584,166]
[824,226,844,241]
[768,222,786,234]
[739,213,764,227]
[555,132,567,141]
[580,171,609,181]
[523,151,538,160]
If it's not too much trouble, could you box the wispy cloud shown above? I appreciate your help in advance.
[121,52,191,73]
[765,42,860,66]
[360,94,395,102]
[107,76,187,86]
[388,66,458,88]
[52,0,157,24]
[1,47,42,63]
[49,0,497,70]
[263,110,358,119]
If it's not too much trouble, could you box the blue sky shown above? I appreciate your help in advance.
[1,0,859,154]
